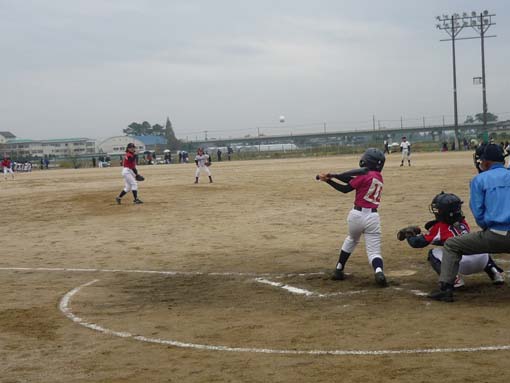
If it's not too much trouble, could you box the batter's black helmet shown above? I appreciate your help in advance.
[429,192,464,224]
[359,148,385,171]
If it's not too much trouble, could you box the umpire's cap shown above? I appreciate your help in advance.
[480,143,505,162]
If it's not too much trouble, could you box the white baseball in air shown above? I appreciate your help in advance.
[279,115,285,123]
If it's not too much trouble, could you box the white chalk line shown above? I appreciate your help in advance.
[0,267,323,278]
[59,279,510,356]
[254,278,367,297]
[0,266,445,298]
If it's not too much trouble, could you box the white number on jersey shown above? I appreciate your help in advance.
[363,178,383,205]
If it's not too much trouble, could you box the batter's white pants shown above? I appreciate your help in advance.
[195,165,211,178]
[3,167,14,178]
[341,208,382,265]
[401,150,411,160]
[122,168,138,192]
[430,248,489,275]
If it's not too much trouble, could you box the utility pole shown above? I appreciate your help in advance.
[436,10,496,143]
[204,130,208,141]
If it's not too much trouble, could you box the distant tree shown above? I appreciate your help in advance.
[123,117,183,149]
[464,115,475,124]
[474,112,498,123]
[165,117,181,150]
[152,124,165,136]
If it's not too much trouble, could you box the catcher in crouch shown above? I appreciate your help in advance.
[115,143,144,204]
[318,148,388,287]
[397,192,504,288]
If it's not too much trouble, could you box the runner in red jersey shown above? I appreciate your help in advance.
[2,156,14,180]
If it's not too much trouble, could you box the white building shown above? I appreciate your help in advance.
[1,137,96,158]
[97,136,145,155]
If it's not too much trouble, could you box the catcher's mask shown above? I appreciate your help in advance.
[359,148,385,171]
[429,192,464,224]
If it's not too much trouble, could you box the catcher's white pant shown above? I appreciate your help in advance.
[401,149,411,160]
[430,248,488,275]
[121,168,138,192]
[341,208,382,265]
[195,165,211,178]
[3,167,14,177]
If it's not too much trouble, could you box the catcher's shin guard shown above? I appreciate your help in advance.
[427,250,442,275]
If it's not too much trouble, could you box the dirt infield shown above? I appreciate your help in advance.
[1,151,510,383]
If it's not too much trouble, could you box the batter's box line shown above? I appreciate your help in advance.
[254,277,429,298]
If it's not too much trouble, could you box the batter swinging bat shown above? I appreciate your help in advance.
[315,167,369,181]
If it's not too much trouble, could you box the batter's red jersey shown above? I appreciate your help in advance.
[1,159,11,167]
[349,171,383,209]
[122,152,136,169]
[423,219,470,245]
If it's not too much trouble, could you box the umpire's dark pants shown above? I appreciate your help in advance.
[439,229,510,284]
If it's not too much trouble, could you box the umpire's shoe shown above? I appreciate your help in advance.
[374,271,388,287]
[428,283,454,302]
[331,269,345,281]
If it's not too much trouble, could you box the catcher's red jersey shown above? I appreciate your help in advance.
[423,219,470,245]
[1,159,11,167]
[349,171,383,208]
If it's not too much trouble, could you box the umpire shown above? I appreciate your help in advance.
[429,144,510,302]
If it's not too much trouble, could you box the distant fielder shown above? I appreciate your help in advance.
[194,147,213,184]
[2,156,14,180]
[400,136,411,166]
[318,148,388,287]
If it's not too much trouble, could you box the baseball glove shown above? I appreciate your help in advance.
[135,174,145,181]
[397,226,421,241]
[205,162,211,167]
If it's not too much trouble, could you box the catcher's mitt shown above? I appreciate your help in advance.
[397,226,421,241]
[135,174,145,181]
[205,162,211,167]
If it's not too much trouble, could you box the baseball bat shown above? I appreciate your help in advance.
[315,167,369,181]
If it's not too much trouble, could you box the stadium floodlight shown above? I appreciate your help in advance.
[436,15,441,21]
[484,18,489,25]
[463,12,468,17]
[463,21,468,27]
[436,24,441,29]
[471,11,477,17]
[483,10,489,16]
[471,19,477,26]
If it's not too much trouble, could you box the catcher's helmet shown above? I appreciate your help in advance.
[359,148,385,171]
[429,192,464,224]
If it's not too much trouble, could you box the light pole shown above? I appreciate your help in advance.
[436,13,466,147]
[466,10,496,131]
[436,11,496,141]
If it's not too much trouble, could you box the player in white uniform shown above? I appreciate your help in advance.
[400,136,411,166]
[194,148,213,184]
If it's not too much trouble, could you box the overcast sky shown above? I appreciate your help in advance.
[1,0,509,140]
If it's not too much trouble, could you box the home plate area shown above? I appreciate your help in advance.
[57,268,510,355]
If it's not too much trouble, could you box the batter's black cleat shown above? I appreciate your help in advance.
[374,271,388,287]
[331,269,345,281]
[428,283,454,302]
[133,198,144,204]
[115,197,121,205]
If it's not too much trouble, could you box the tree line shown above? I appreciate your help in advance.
[123,117,182,150]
